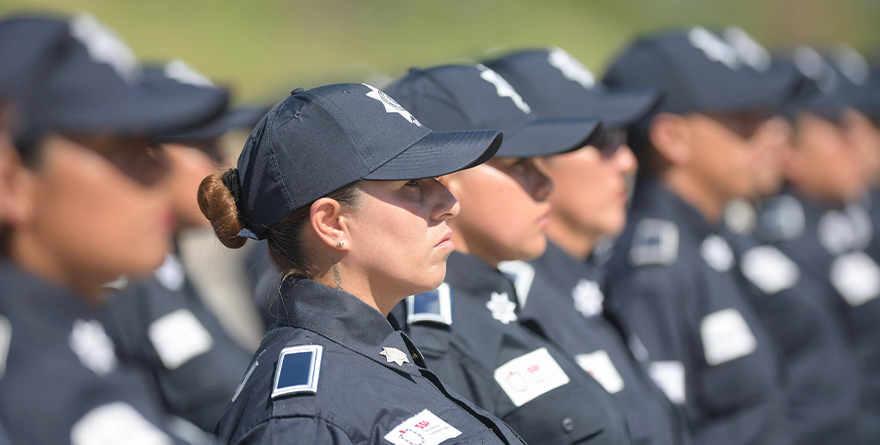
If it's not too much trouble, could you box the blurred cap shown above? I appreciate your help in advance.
[482,47,660,128]
[140,60,268,141]
[235,83,503,240]
[603,27,799,116]
[769,46,848,123]
[825,44,880,122]
[0,14,228,151]
[383,64,601,158]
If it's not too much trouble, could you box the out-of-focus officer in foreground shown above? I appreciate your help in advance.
[0,94,17,445]
[0,13,228,445]
[721,36,866,444]
[483,47,691,445]
[98,62,265,438]
[601,27,799,445]
[387,64,635,445]
[749,46,880,443]
[208,83,528,445]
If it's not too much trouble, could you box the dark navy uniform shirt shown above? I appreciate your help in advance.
[754,189,880,441]
[215,278,524,445]
[723,200,862,445]
[101,253,254,433]
[496,241,688,445]
[397,251,632,445]
[0,261,191,445]
[605,178,788,445]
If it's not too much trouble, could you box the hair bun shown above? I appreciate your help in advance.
[197,168,247,249]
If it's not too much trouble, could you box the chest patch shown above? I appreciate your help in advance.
[407,283,453,326]
[648,361,686,404]
[272,345,323,399]
[148,309,213,370]
[830,252,880,307]
[740,246,800,294]
[384,409,462,445]
[494,347,570,407]
[575,350,624,394]
[572,279,604,318]
[700,308,757,365]
[71,402,172,445]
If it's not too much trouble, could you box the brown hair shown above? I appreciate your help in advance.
[197,168,362,279]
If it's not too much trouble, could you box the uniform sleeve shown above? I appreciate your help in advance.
[233,417,354,445]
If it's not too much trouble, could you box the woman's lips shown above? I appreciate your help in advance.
[435,230,454,250]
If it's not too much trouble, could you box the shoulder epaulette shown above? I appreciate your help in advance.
[629,218,679,266]
[406,283,453,326]
[272,345,323,399]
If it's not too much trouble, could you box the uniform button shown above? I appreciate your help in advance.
[561,417,574,432]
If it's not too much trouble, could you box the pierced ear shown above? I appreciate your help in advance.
[309,197,348,250]
[649,113,691,166]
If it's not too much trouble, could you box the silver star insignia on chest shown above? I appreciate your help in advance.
[379,347,409,366]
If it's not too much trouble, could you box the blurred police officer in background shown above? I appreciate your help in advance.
[205,83,527,445]
[602,27,799,445]
[387,64,635,445]
[0,13,227,445]
[482,47,690,445]
[98,61,265,439]
[748,45,880,443]
[718,33,866,444]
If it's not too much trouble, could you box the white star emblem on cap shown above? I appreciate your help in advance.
[380,347,409,366]
[486,292,518,324]
[363,84,422,127]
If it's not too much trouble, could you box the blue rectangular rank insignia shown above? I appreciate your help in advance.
[406,283,453,326]
[272,345,323,399]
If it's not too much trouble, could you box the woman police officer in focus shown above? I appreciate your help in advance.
[206,83,526,445]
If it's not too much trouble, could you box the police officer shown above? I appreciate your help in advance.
[99,62,266,436]
[601,28,798,445]
[206,82,528,444]
[0,13,228,445]
[386,64,634,445]
[482,47,690,445]
[749,47,880,443]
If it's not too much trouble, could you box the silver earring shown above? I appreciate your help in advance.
[337,240,345,248]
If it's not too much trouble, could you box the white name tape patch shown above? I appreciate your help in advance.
[575,350,624,394]
[71,402,172,445]
[148,309,213,370]
[384,410,461,445]
[700,308,757,366]
[831,252,880,307]
[648,361,686,404]
[494,347,570,407]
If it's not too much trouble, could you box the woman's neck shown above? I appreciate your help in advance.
[544,216,595,260]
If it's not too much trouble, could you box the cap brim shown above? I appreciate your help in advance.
[365,129,503,180]
[158,106,269,142]
[700,66,801,114]
[587,87,661,128]
[498,116,601,157]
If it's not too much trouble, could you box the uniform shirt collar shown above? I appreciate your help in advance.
[445,251,518,302]
[632,175,716,239]
[275,278,425,374]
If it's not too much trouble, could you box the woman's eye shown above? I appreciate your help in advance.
[405,179,421,188]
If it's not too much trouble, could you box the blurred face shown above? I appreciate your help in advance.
[538,130,638,239]
[344,178,459,297]
[843,109,880,188]
[685,112,767,202]
[10,134,172,298]
[747,117,793,199]
[439,157,554,266]
[786,112,865,204]
[164,140,224,230]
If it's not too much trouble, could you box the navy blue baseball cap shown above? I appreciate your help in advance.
[0,14,228,151]
[825,44,880,122]
[482,47,660,128]
[603,27,800,116]
[383,64,601,158]
[769,47,848,123]
[234,83,503,240]
[140,61,268,142]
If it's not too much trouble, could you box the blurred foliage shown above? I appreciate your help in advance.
[1,0,878,104]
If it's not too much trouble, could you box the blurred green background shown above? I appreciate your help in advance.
[2,0,878,103]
